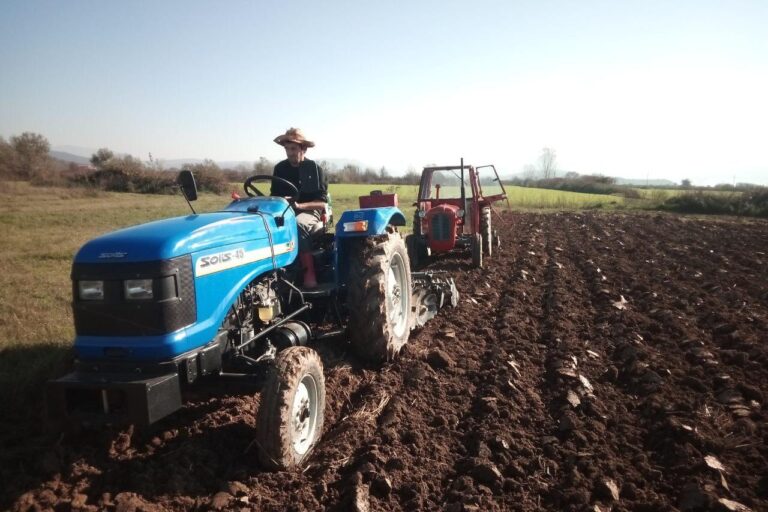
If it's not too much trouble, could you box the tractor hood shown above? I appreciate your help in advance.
[75,198,292,264]
[429,203,461,214]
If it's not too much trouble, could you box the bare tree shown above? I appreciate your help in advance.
[146,152,165,172]
[402,167,420,185]
[10,132,50,179]
[522,164,538,181]
[253,157,273,175]
[538,147,557,180]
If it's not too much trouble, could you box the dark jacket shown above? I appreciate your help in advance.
[271,159,328,203]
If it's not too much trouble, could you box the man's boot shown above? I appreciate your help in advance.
[299,251,318,288]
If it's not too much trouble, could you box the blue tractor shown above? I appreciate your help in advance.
[47,171,458,470]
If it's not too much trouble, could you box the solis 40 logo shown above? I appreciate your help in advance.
[199,248,245,268]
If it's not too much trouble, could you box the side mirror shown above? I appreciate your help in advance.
[178,170,198,201]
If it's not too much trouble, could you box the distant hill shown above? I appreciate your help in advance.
[316,158,366,169]
[49,147,367,172]
[50,150,90,165]
[52,145,98,157]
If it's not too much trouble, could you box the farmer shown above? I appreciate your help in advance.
[271,127,329,288]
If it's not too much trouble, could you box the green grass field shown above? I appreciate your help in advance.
[0,178,648,409]
[0,180,634,345]
[504,185,625,209]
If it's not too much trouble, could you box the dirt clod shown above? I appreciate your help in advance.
[209,492,232,510]
[595,478,620,502]
[370,475,393,498]
[426,348,455,369]
[470,461,503,486]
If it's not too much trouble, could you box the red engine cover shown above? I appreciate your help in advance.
[425,204,460,253]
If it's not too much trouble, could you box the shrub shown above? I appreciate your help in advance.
[528,175,628,196]
[661,189,768,217]
[181,160,228,194]
[68,165,175,194]
[622,188,642,199]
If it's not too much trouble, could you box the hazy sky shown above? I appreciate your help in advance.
[1,0,766,185]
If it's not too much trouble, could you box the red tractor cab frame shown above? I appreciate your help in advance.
[407,159,507,269]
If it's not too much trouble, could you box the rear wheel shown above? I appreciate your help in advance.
[347,231,413,362]
[256,346,325,470]
[471,232,483,268]
[480,207,492,257]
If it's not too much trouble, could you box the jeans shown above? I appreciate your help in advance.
[296,211,324,251]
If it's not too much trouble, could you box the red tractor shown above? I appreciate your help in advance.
[406,159,507,269]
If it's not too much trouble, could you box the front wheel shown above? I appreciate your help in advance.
[256,346,325,471]
[346,231,413,363]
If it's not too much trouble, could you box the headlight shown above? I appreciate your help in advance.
[418,210,426,218]
[124,279,153,300]
[456,209,465,218]
[78,280,104,300]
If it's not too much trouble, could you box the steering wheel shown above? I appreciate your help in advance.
[243,175,299,198]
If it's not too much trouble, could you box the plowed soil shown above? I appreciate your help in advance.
[4,212,768,512]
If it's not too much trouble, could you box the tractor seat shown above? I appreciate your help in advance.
[309,232,335,255]
[299,282,336,297]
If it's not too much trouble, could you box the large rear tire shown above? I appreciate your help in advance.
[471,232,483,269]
[347,231,413,363]
[480,207,492,257]
[256,346,325,471]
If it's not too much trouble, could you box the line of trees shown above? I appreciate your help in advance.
[4,133,764,198]
[0,131,425,193]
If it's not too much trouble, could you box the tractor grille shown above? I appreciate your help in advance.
[430,214,451,241]
[71,255,196,336]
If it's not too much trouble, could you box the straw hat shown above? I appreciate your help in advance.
[273,127,315,148]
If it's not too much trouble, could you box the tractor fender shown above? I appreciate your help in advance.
[335,207,406,238]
